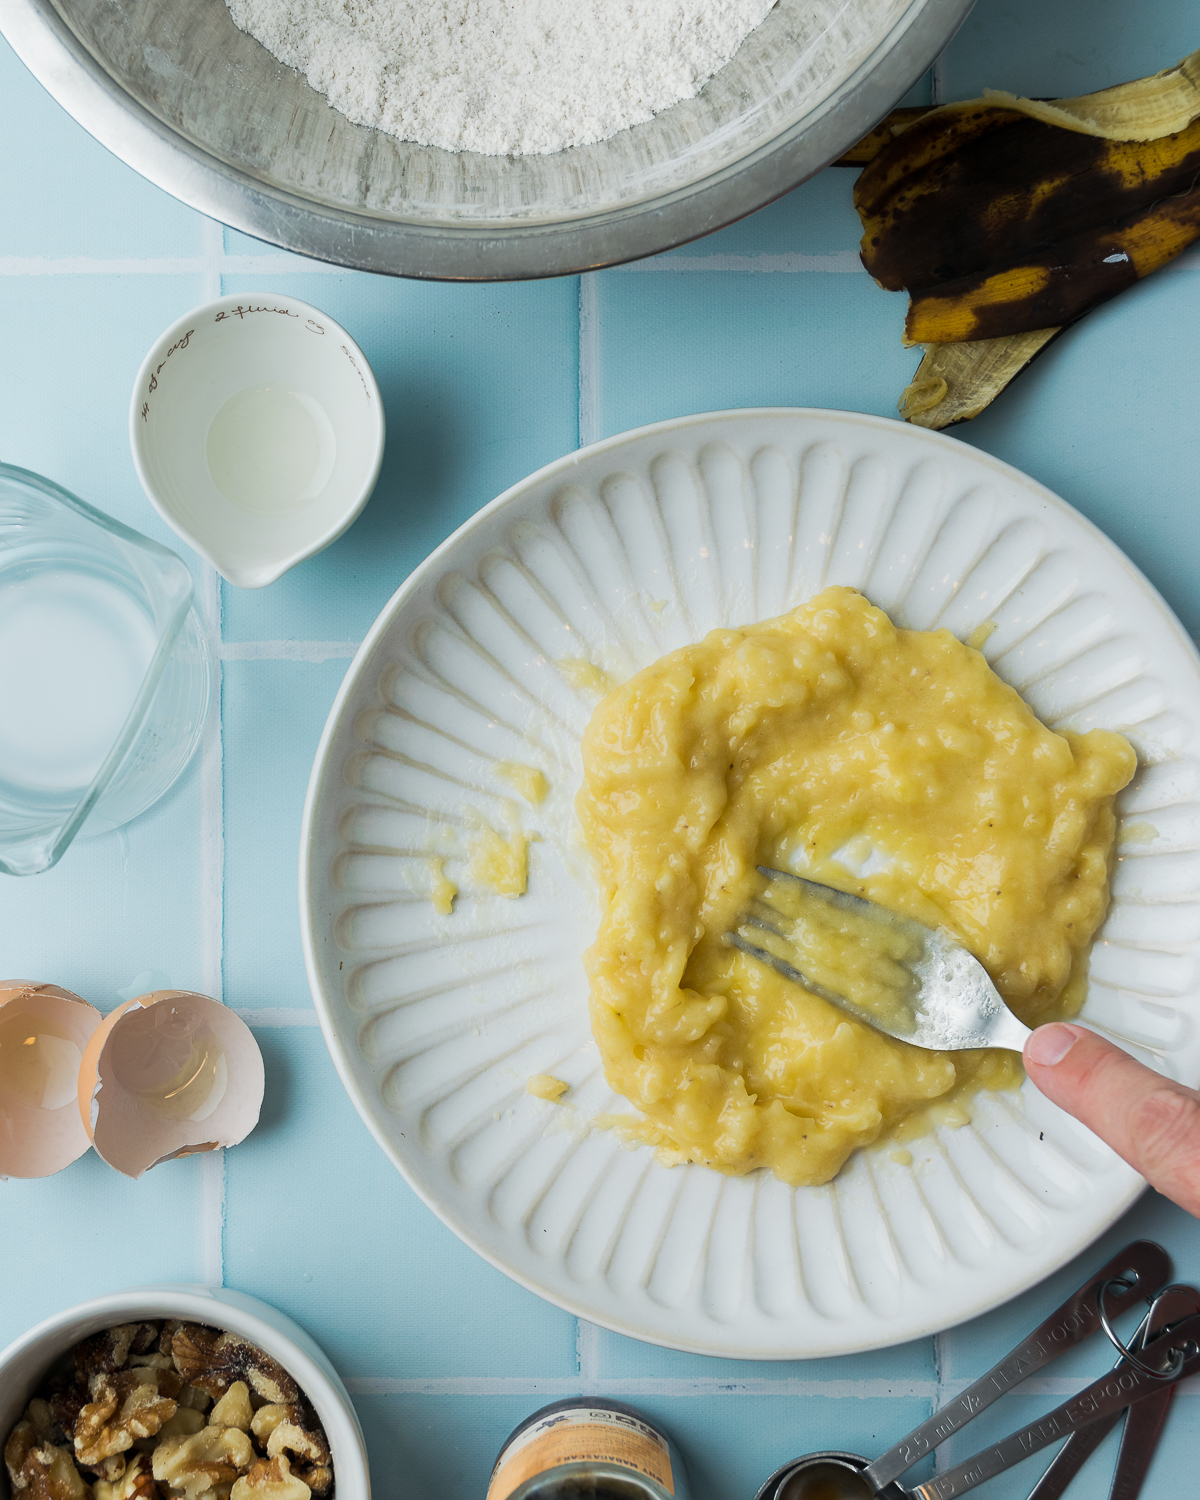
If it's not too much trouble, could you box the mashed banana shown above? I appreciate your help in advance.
[576,587,1136,1186]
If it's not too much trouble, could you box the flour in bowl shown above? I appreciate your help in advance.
[225,0,779,156]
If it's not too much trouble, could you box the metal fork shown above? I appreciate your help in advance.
[728,867,1031,1052]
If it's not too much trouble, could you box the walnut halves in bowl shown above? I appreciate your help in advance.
[169,1330,298,1408]
[4,1321,334,1500]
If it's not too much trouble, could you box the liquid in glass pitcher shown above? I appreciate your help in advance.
[0,464,210,875]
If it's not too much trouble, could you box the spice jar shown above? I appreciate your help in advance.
[487,1398,692,1500]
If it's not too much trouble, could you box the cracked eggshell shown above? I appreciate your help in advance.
[0,980,101,1178]
[78,990,264,1178]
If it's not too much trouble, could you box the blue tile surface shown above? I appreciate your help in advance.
[2,1149,211,1327]
[223,658,350,1011]
[3,4,1200,1499]
[587,269,914,437]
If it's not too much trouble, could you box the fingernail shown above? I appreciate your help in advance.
[1026,1024,1082,1067]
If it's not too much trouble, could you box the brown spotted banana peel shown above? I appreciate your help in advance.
[851,49,1200,429]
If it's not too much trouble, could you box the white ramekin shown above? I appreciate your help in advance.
[0,1285,370,1500]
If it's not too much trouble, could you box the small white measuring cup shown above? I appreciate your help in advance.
[130,294,385,588]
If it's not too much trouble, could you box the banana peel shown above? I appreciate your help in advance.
[851,50,1200,428]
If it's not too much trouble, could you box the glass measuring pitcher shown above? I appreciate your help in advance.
[0,464,210,875]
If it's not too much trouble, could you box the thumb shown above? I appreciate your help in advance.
[1023,1023,1200,1219]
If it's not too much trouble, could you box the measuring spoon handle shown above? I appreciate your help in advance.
[1022,1281,1197,1500]
[907,1312,1200,1500]
[863,1241,1171,1491]
[1023,1412,1119,1500]
[1106,1284,1200,1500]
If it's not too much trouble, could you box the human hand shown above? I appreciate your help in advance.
[1024,1024,1200,1218]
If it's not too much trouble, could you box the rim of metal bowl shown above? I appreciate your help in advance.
[1,0,974,281]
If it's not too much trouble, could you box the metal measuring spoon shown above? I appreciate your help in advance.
[729,870,1031,1051]
[757,1313,1200,1500]
[1026,1282,1200,1500]
[906,1310,1200,1499]
[752,1243,1171,1500]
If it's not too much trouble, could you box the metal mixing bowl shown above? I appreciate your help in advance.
[2,0,972,279]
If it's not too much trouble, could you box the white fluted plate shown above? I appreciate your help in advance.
[301,410,1200,1358]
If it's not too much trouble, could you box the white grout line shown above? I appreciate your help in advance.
[613,251,865,273]
[342,1372,1200,1399]
[0,256,210,276]
[0,251,347,277]
[345,1375,942,1397]
[238,1008,323,1027]
[199,570,225,1006]
[203,219,224,301]
[219,639,361,662]
[578,274,600,448]
[576,1320,602,1397]
[197,579,227,1292]
[201,1150,227,1286]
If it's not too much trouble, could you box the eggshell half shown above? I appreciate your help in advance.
[79,990,265,1178]
[0,980,101,1179]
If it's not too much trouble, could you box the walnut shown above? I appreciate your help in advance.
[230,1457,310,1500]
[75,1328,159,1382]
[131,1329,158,1359]
[47,1387,89,1445]
[154,1410,207,1442]
[264,1424,330,1497]
[151,1427,254,1500]
[5,1425,91,1500]
[6,1321,328,1500]
[246,1405,330,1496]
[208,1386,252,1434]
[5,1422,36,1488]
[168,1329,227,1398]
[23,1402,59,1446]
[246,1409,286,1447]
[93,1454,158,1500]
[171,1330,298,1406]
[75,1373,179,1466]
[156,1324,184,1361]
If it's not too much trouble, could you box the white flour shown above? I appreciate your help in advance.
[226,0,778,156]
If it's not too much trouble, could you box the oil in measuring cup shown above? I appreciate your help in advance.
[755,1454,891,1500]
[768,1461,874,1500]
[206,383,337,516]
[0,543,157,810]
